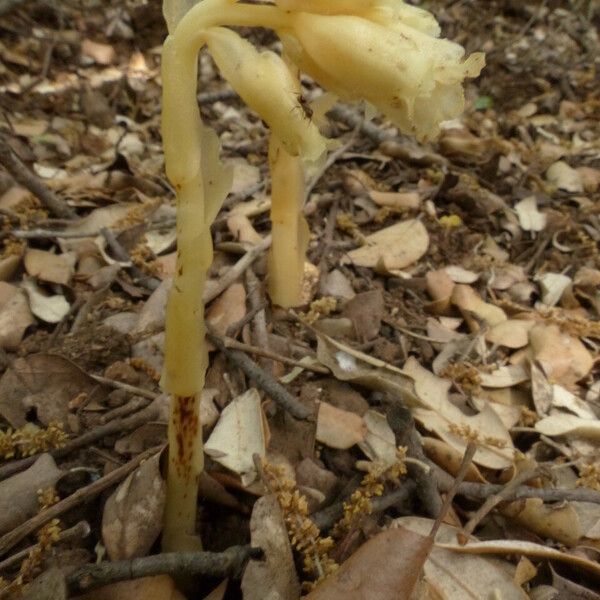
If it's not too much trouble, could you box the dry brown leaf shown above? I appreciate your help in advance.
[436,539,600,578]
[451,285,507,330]
[321,269,355,300]
[485,319,535,349]
[537,272,571,307]
[479,364,529,388]
[577,166,600,193]
[421,437,486,483]
[426,269,455,315]
[342,289,384,341]
[22,278,70,323]
[514,196,547,232]
[24,249,75,286]
[63,202,153,237]
[358,410,396,467]
[241,495,300,600]
[0,354,109,427]
[0,282,34,350]
[502,498,581,546]
[444,265,479,284]
[206,282,247,337]
[368,190,421,210]
[316,401,366,450]
[226,214,263,245]
[204,388,266,485]
[0,254,22,281]
[529,324,594,385]
[102,453,166,560]
[0,454,63,534]
[344,219,429,272]
[397,517,528,600]
[546,160,583,193]
[405,358,514,469]
[315,335,418,405]
[535,414,600,439]
[81,39,116,65]
[305,526,433,600]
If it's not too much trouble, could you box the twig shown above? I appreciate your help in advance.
[221,181,265,210]
[100,228,160,292]
[245,268,271,372]
[0,400,162,481]
[327,104,394,146]
[430,443,476,540]
[462,468,541,538]
[207,329,313,420]
[312,480,417,531]
[0,447,163,558]
[0,521,90,572]
[224,300,267,338]
[204,235,271,304]
[9,229,93,239]
[387,406,443,518]
[0,135,76,219]
[66,546,262,594]
[89,374,158,400]
[219,335,329,374]
[198,89,238,105]
[433,464,600,505]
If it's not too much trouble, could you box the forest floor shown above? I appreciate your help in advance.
[0,0,599,599]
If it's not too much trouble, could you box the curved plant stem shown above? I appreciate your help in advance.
[160,0,289,552]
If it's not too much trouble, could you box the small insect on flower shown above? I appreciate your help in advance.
[292,92,313,120]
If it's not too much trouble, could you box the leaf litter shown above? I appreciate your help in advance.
[0,1,599,599]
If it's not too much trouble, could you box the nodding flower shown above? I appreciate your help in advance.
[205,27,328,162]
[277,4,484,141]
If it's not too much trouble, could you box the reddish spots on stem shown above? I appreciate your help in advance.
[172,395,199,479]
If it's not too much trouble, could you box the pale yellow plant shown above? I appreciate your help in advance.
[160,0,484,551]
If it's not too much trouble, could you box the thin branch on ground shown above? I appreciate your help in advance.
[89,374,159,400]
[312,480,416,531]
[0,135,76,219]
[0,447,163,558]
[66,546,262,595]
[387,405,443,518]
[100,227,161,292]
[433,464,600,505]
[220,335,329,374]
[0,521,90,572]
[204,235,271,304]
[0,400,161,481]
[207,328,313,420]
[462,467,543,538]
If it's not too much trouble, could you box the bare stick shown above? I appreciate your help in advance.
[220,336,329,375]
[433,463,600,505]
[66,546,262,594]
[462,468,541,538]
[0,521,90,572]
[100,228,161,291]
[207,329,312,420]
[0,136,76,219]
[312,480,417,531]
[90,374,158,400]
[204,236,271,304]
[387,405,443,518]
[430,443,476,540]
[0,447,162,558]
[0,398,162,481]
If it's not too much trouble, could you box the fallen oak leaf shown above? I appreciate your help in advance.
[304,526,433,600]
[436,539,600,578]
